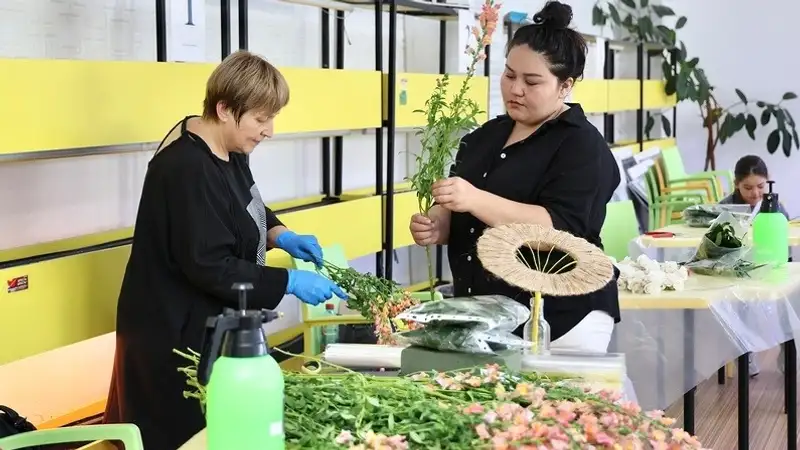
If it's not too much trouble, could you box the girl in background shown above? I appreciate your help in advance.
[719,154,791,377]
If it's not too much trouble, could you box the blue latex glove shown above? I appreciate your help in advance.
[286,269,347,306]
[275,230,323,267]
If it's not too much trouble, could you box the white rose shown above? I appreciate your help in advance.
[678,266,689,278]
[636,254,653,267]
[645,271,666,286]
[628,280,645,294]
[643,281,663,295]
[661,261,679,273]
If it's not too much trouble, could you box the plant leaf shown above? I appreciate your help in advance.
[608,4,621,23]
[745,114,757,140]
[767,129,780,154]
[783,92,798,100]
[645,115,655,137]
[676,16,687,29]
[782,129,793,156]
[620,0,636,8]
[640,0,649,7]
[761,109,771,126]
[652,5,675,16]
[592,5,606,26]
[660,115,671,136]
[735,89,747,104]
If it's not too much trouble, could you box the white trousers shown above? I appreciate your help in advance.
[551,310,614,353]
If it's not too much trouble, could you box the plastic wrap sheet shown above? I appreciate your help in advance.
[612,264,800,411]
[521,351,637,403]
[629,228,700,263]
[323,343,404,369]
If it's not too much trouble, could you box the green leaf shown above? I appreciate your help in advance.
[734,113,746,132]
[782,129,792,157]
[592,5,606,26]
[746,114,757,139]
[652,5,675,16]
[792,126,799,149]
[686,57,699,68]
[761,109,771,126]
[608,4,621,24]
[676,16,687,29]
[656,25,675,45]
[679,42,687,61]
[661,115,672,137]
[409,431,425,444]
[735,89,748,104]
[783,92,798,100]
[645,115,655,137]
[637,16,654,40]
[640,0,649,7]
[767,129,780,154]
[756,101,766,107]
[719,114,733,144]
[620,0,636,8]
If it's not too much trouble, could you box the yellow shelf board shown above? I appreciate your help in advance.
[571,79,608,114]
[271,194,327,212]
[606,79,641,112]
[0,59,382,154]
[385,72,490,129]
[642,80,677,109]
[338,181,414,201]
[0,245,130,365]
[0,227,134,263]
[267,196,384,268]
[610,138,677,154]
[391,191,421,249]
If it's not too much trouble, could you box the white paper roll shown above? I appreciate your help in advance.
[323,344,405,369]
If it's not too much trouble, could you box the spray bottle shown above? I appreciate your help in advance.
[198,283,285,450]
[752,180,789,267]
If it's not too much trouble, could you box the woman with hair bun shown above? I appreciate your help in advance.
[408,1,622,353]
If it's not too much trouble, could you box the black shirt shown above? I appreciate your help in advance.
[447,104,621,341]
[104,117,289,450]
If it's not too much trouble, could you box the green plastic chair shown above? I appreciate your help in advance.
[0,424,143,450]
[600,200,641,261]
[644,166,704,229]
[660,146,733,201]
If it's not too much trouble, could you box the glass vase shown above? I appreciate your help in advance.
[523,296,551,355]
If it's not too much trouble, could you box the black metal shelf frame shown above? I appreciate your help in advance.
[602,42,677,151]
[379,0,491,281]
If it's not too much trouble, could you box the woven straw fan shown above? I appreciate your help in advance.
[476,223,614,348]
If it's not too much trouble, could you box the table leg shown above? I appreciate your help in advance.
[786,340,797,450]
[718,367,726,385]
[684,309,695,434]
[738,353,750,450]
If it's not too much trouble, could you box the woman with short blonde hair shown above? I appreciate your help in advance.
[104,50,345,450]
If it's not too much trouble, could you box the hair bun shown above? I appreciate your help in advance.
[532,0,573,30]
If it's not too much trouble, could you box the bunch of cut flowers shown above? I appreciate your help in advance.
[616,255,689,295]
[318,260,421,345]
[175,349,709,449]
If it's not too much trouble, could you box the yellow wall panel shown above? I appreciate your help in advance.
[391,191,421,249]
[267,196,384,268]
[0,245,130,365]
[571,79,608,113]
[385,73,490,129]
[642,80,676,109]
[606,79,641,112]
[0,59,382,154]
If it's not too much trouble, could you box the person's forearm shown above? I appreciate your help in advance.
[429,205,452,245]
[267,225,290,248]
[470,190,552,228]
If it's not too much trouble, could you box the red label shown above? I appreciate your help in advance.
[7,275,29,293]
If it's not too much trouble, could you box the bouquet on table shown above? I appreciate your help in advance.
[683,210,764,277]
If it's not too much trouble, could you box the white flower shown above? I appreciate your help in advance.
[671,279,686,291]
[628,280,645,294]
[643,281,663,295]
[644,271,666,286]
[661,261,679,273]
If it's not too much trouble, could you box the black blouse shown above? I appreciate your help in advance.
[447,104,621,341]
[105,117,289,450]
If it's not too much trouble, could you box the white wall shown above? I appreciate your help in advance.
[664,0,800,215]
[0,0,639,330]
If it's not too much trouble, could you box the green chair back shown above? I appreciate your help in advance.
[0,424,143,450]
[601,200,640,261]
[660,146,687,181]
